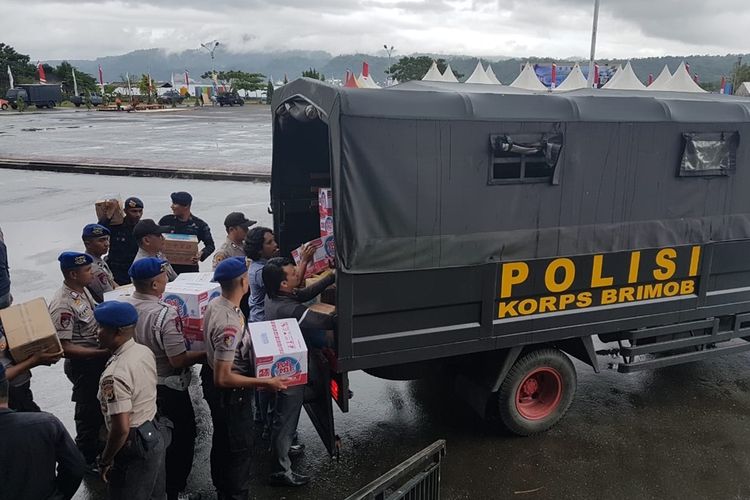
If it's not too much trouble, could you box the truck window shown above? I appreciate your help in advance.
[679,131,739,177]
[488,132,563,185]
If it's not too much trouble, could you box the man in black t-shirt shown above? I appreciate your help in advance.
[158,191,215,274]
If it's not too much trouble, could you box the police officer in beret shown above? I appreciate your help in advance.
[100,197,144,286]
[159,191,215,274]
[202,257,288,500]
[49,251,110,469]
[212,212,255,269]
[82,223,117,303]
[95,301,169,500]
[124,257,206,500]
[133,219,178,282]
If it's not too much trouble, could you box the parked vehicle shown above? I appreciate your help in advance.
[0,99,8,111]
[270,78,750,455]
[216,92,244,106]
[5,84,62,109]
[157,90,184,105]
[70,93,104,107]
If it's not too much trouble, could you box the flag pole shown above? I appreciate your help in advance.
[586,0,601,88]
[72,68,78,96]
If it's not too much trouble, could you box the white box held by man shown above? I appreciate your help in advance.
[249,319,308,387]
[174,272,215,284]
[291,235,335,278]
[103,284,135,302]
[162,281,221,351]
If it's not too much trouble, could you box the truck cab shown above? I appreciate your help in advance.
[270,78,750,451]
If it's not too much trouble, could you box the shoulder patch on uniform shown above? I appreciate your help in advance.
[59,312,72,329]
[222,326,239,348]
[214,253,226,265]
[0,337,6,351]
[101,377,116,402]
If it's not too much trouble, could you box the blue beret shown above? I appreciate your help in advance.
[82,223,111,239]
[94,301,138,328]
[129,257,169,280]
[58,251,93,270]
[170,191,193,206]
[124,197,144,209]
[213,256,247,282]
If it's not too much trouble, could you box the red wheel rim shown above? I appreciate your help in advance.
[515,367,563,420]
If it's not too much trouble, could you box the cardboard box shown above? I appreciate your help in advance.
[174,272,215,283]
[249,318,308,387]
[103,284,135,302]
[320,215,334,237]
[95,198,124,225]
[0,298,62,363]
[292,235,335,278]
[163,234,199,266]
[308,302,336,315]
[162,281,221,351]
[318,187,333,216]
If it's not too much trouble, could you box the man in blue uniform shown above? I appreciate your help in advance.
[0,363,86,500]
[100,197,144,286]
[159,191,215,274]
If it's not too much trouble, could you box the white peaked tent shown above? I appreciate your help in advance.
[485,65,502,85]
[465,61,494,84]
[441,64,459,83]
[664,62,706,93]
[555,64,587,91]
[356,74,381,88]
[422,61,444,81]
[647,65,673,91]
[603,62,645,90]
[602,64,623,88]
[510,63,547,91]
[736,82,750,97]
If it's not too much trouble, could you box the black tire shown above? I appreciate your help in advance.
[1,103,7,111]
[497,348,576,436]
[10,104,17,110]
[238,100,244,106]
[48,101,56,108]
[74,103,81,107]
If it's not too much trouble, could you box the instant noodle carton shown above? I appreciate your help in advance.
[162,281,221,351]
[318,187,333,216]
[292,235,335,278]
[249,318,308,387]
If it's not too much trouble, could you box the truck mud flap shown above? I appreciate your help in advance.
[303,348,340,457]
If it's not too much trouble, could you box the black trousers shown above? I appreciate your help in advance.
[108,421,169,500]
[201,367,254,500]
[156,385,197,498]
[8,381,40,412]
[64,358,106,463]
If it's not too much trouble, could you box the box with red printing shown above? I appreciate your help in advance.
[249,318,308,387]
[292,235,335,278]
[318,187,333,216]
[162,281,221,351]
[320,215,334,237]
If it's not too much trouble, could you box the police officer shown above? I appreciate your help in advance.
[100,197,144,286]
[94,301,169,500]
[0,226,10,308]
[202,257,288,500]
[49,251,110,469]
[212,212,255,269]
[124,257,206,500]
[159,191,215,274]
[83,223,117,303]
[133,219,178,282]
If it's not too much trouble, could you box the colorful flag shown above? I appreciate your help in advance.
[362,61,370,78]
[184,69,189,87]
[6,65,13,89]
[38,62,47,83]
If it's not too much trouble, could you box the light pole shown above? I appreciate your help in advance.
[586,0,600,88]
[201,40,220,101]
[383,44,395,86]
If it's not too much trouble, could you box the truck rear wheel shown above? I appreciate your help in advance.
[497,348,576,436]
[48,101,56,108]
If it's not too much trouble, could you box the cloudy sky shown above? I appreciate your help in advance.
[5,0,750,61]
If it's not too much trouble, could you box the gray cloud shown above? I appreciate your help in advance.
[4,0,750,60]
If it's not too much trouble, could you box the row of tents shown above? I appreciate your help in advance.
[422,60,709,93]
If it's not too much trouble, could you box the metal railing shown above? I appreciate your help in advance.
[345,440,447,500]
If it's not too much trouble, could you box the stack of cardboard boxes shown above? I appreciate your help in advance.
[292,187,336,278]
[163,234,199,266]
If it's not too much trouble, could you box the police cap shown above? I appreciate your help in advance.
[212,256,247,282]
[124,197,144,209]
[129,257,169,280]
[133,219,170,240]
[82,223,111,240]
[224,212,256,229]
[170,192,193,206]
[58,251,93,270]
[94,301,139,329]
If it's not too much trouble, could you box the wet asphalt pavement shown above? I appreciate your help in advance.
[0,105,272,174]
[2,116,750,498]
